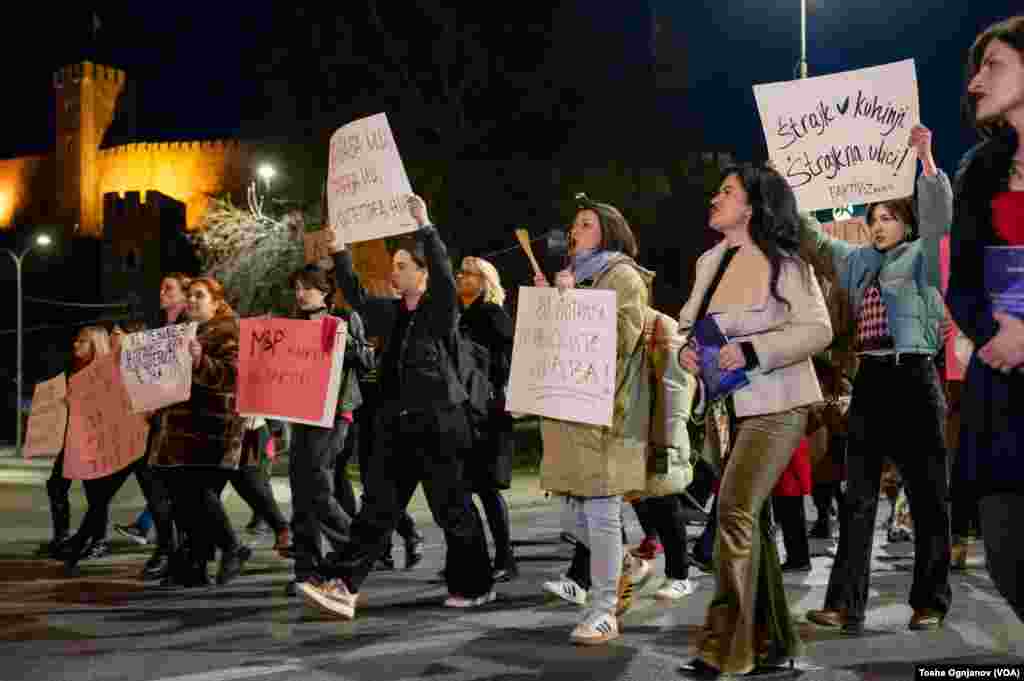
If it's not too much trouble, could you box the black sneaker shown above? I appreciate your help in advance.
[216,545,251,585]
[82,539,112,560]
[374,555,396,571]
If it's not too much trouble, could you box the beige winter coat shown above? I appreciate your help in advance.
[540,256,653,497]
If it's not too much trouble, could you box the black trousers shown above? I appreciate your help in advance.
[772,496,810,566]
[230,465,288,533]
[978,493,1024,623]
[46,451,74,540]
[334,419,359,519]
[165,468,238,563]
[322,405,493,597]
[639,495,691,579]
[353,401,420,550]
[133,460,176,551]
[827,356,951,622]
[289,420,351,580]
[63,463,137,563]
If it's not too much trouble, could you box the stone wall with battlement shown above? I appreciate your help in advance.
[97,139,254,229]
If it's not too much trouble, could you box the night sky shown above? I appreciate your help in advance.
[2,2,1021,194]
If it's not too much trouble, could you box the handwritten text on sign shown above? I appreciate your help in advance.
[24,373,68,458]
[120,322,197,413]
[324,112,415,248]
[237,317,347,428]
[65,354,150,480]
[754,59,920,212]
[506,288,617,427]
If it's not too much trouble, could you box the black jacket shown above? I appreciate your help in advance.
[333,225,467,412]
[947,126,1024,497]
[458,297,514,397]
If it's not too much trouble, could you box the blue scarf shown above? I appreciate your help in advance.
[571,248,617,284]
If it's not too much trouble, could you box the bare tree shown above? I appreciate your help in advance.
[190,196,305,316]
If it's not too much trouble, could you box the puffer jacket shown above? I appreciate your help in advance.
[540,255,653,498]
[808,170,954,356]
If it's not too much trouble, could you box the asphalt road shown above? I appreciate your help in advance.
[0,451,1021,681]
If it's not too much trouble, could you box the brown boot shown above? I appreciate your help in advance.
[806,608,843,627]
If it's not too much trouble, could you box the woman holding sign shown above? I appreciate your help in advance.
[804,125,955,636]
[151,277,251,587]
[678,164,832,676]
[946,15,1024,622]
[533,196,653,645]
[299,195,495,618]
[36,326,113,560]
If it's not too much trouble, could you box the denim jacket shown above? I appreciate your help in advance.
[807,171,953,356]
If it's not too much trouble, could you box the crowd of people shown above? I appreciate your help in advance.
[28,14,1023,679]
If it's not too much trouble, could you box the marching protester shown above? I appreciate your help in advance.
[534,195,653,645]
[62,321,155,575]
[805,124,955,635]
[947,14,1024,621]
[35,326,113,560]
[115,274,193,580]
[230,417,290,557]
[454,256,518,582]
[283,263,371,597]
[150,277,250,587]
[299,194,495,618]
[680,163,832,676]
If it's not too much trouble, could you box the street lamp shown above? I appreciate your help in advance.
[4,233,51,458]
[257,163,276,192]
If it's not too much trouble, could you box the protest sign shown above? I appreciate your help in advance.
[65,354,150,480]
[237,317,347,427]
[754,59,920,212]
[120,322,197,413]
[308,112,415,257]
[24,373,68,458]
[506,287,617,427]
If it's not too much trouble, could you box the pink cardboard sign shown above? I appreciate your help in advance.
[24,373,68,458]
[65,354,150,480]
[237,317,347,427]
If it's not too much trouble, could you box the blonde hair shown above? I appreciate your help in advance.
[462,256,506,308]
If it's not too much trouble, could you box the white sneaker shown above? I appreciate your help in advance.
[543,578,587,606]
[299,578,358,620]
[654,578,698,601]
[569,612,620,645]
[443,591,497,608]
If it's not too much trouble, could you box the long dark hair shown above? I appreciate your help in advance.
[963,15,1024,139]
[573,194,639,258]
[721,163,810,309]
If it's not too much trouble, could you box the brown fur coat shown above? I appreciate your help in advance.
[150,313,250,469]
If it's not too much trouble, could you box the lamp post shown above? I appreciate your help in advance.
[4,233,51,458]
[799,0,809,79]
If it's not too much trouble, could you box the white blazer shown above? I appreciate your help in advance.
[678,240,833,417]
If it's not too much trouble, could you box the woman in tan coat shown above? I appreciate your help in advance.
[151,277,251,587]
[678,164,832,676]
[533,195,652,645]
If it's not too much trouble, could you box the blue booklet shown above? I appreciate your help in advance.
[984,246,1024,318]
[693,315,750,402]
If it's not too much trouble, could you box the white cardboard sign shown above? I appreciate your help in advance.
[326,112,416,245]
[506,287,617,427]
[753,59,920,212]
